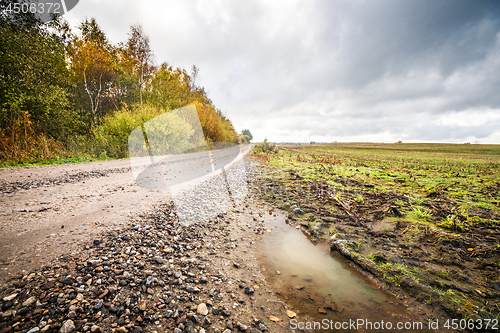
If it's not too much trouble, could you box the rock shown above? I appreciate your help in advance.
[60,278,74,285]
[115,328,128,333]
[293,207,304,215]
[23,296,37,307]
[18,307,29,315]
[258,323,267,331]
[238,322,248,331]
[222,310,231,317]
[197,303,208,316]
[26,328,39,333]
[60,320,75,333]
[94,299,103,310]
[244,287,255,294]
[90,325,101,333]
[3,294,17,302]
[174,329,182,333]
[223,330,231,333]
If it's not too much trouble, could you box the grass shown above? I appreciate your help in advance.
[0,154,113,168]
[251,142,500,322]
[252,142,500,230]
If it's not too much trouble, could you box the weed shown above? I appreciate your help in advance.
[410,207,433,221]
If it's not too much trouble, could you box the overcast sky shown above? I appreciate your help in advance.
[65,0,500,143]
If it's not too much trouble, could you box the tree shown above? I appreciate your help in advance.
[68,18,119,128]
[0,1,78,140]
[120,25,155,105]
[242,129,253,143]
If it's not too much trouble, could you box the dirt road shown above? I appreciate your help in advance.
[0,158,170,284]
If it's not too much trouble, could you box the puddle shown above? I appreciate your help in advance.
[255,214,428,332]
[371,219,396,232]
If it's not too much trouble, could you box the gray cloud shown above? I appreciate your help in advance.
[65,0,500,143]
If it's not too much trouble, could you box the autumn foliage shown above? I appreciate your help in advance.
[0,8,237,166]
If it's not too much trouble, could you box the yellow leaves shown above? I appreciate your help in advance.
[269,315,282,322]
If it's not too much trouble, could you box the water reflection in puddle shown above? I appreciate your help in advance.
[256,214,427,332]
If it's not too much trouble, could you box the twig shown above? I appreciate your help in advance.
[332,195,360,225]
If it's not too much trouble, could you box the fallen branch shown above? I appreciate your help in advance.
[332,195,360,225]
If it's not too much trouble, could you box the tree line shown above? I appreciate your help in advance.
[0,1,245,165]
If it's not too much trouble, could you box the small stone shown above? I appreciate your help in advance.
[60,320,75,333]
[60,278,74,285]
[244,287,255,295]
[26,328,39,333]
[197,303,208,316]
[23,296,37,307]
[3,294,17,302]
[116,328,128,333]
[18,307,29,315]
[258,323,267,331]
[94,299,103,310]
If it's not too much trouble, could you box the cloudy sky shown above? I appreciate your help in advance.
[65,0,500,143]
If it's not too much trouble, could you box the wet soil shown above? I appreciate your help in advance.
[250,158,500,331]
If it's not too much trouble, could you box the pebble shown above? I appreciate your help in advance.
[197,303,208,316]
[3,294,17,302]
[22,296,36,307]
[60,320,75,333]
[244,287,255,294]
[94,299,103,310]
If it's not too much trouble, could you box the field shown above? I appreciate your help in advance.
[251,142,500,322]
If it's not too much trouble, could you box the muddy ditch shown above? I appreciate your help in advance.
[250,160,500,328]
